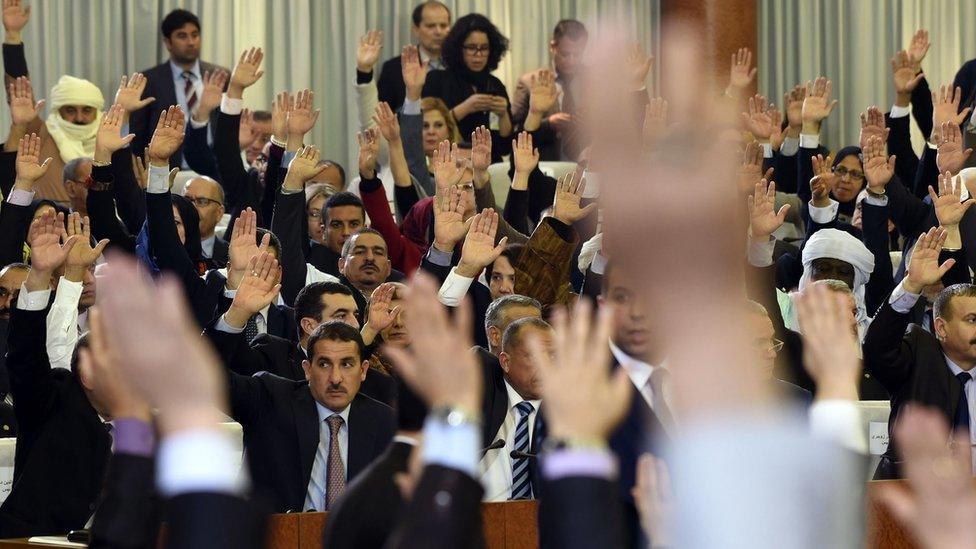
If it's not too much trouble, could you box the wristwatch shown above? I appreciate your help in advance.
[429,404,482,427]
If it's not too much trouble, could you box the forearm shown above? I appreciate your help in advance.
[387,139,413,188]
[45,277,81,371]
[270,190,310,306]
[3,123,26,152]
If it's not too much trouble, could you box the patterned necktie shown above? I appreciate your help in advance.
[182,70,197,112]
[649,368,677,433]
[325,414,346,509]
[510,401,535,500]
[243,314,260,344]
[955,372,972,436]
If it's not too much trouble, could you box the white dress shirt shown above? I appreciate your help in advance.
[303,402,351,511]
[479,380,541,502]
[943,355,976,472]
[46,277,83,370]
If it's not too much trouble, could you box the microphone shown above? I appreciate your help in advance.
[510,449,537,460]
[481,439,505,455]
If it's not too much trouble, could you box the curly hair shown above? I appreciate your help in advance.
[441,13,509,73]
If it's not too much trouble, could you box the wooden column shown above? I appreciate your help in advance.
[660,0,758,93]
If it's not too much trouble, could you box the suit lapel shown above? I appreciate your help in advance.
[293,387,319,490]
[347,396,373,480]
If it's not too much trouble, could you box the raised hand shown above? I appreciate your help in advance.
[147,106,185,165]
[553,168,597,225]
[512,131,539,175]
[643,97,669,150]
[432,185,472,251]
[431,140,463,194]
[859,106,890,150]
[229,46,264,96]
[529,69,559,114]
[64,212,109,277]
[796,282,861,401]
[228,208,266,273]
[809,153,836,207]
[933,85,972,141]
[728,47,757,92]
[458,208,508,277]
[907,29,930,70]
[784,84,806,131]
[470,125,492,174]
[904,226,954,294]
[401,44,428,102]
[737,140,773,194]
[227,252,282,323]
[27,210,77,275]
[94,104,134,163]
[633,454,673,549]
[356,29,383,73]
[356,128,380,179]
[8,76,42,126]
[530,298,632,441]
[877,406,976,549]
[79,309,151,422]
[372,101,401,144]
[287,88,320,139]
[891,50,923,97]
[929,171,976,228]
[862,135,896,192]
[384,273,482,413]
[741,94,777,141]
[366,282,401,332]
[2,0,30,41]
[238,108,256,149]
[748,178,789,240]
[936,121,973,175]
[801,76,838,127]
[626,42,653,91]
[194,69,228,122]
[114,73,155,114]
[271,90,292,140]
[132,152,149,190]
[284,144,328,190]
[14,132,51,189]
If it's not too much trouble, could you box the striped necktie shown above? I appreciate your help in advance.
[510,401,535,500]
[182,70,197,112]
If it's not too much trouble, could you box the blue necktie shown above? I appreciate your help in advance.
[955,372,972,435]
[511,401,535,500]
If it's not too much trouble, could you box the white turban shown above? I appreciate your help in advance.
[783,229,876,339]
[45,75,104,163]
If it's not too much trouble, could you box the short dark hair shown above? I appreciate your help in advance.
[552,19,588,43]
[323,191,364,225]
[161,9,200,39]
[485,243,524,282]
[307,320,365,362]
[934,284,976,320]
[341,227,387,257]
[255,228,283,262]
[502,316,551,353]
[412,1,451,27]
[251,110,272,122]
[441,13,509,73]
[295,281,356,323]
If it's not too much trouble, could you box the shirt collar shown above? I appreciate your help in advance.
[503,379,541,412]
[315,401,351,426]
[945,354,971,376]
[610,339,659,390]
[170,59,202,81]
[201,235,215,258]
[419,47,444,70]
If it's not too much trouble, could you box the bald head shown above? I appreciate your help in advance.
[184,177,225,238]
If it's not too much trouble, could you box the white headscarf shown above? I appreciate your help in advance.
[45,75,103,163]
[783,228,876,339]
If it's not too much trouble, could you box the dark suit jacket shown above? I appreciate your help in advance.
[0,306,111,537]
[385,465,485,549]
[539,474,625,549]
[321,440,413,549]
[89,453,161,549]
[204,236,229,272]
[308,242,341,279]
[130,60,227,167]
[864,296,970,480]
[163,492,267,549]
[376,56,413,113]
[227,369,394,512]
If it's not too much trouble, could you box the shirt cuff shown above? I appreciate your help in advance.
[157,428,247,497]
[147,164,172,194]
[889,280,922,313]
[863,193,888,207]
[220,94,244,116]
[7,188,34,206]
[438,268,475,307]
[542,449,617,481]
[216,314,245,334]
[402,98,422,116]
[747,235,776,267]
[761,142,773,158]
[426,246,453,267]
[780,136,799,156]
[17,284,50,311]
[889,105,910,118]
[112,418,156,457]
[809,400,867,454]
[591,251,608,275]
[808,199,839,224]
[421,415,480,479]
[189,117,209,129]
[799,133,820,149]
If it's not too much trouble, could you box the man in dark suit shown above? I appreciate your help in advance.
[216,310,394,512]
[272,188,365,280]
[374,1,451,112]
[129,9,227,168]
[864,227,976,480]
[321,377,426,549]
[183,176,228,270]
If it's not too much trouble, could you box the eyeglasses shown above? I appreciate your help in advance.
[753,338,785,353]
[185,196,222,208]
[462,44,490,56]
[832,166,864,181]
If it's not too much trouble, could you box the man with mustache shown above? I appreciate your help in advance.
[213,252,394,512]
[338,228,395,314]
